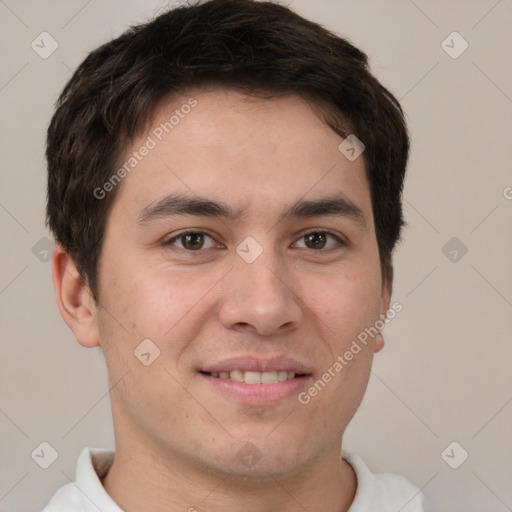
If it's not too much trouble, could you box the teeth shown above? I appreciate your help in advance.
[209,370,298,383]
[261,371,278,384]
[230,370,244,382]
[278,370,289,382]
[244,371,261,384]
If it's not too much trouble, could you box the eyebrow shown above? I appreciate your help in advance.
[137,193,366,228]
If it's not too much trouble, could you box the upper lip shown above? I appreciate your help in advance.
[200,356,312,374]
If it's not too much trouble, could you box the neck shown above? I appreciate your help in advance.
[101,433,356,512]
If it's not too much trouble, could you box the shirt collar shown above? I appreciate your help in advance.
[75,447,123,511]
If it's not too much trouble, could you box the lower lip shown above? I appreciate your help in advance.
[200,373,311,404]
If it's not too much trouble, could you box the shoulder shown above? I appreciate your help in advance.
[343,451,425,512]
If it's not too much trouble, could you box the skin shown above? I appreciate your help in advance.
[53,88,390,512]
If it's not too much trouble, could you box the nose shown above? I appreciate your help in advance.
[218,245,304,337]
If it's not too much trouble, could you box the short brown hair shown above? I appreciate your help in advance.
[46,0,409,302]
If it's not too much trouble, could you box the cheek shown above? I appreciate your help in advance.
[306,273,380,409]
[101,262,220,350]
[308,267,382,344]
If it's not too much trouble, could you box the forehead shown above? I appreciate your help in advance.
[110,88,371,224]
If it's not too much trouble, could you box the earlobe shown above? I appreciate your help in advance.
[374,268,393,354]
[52,243,100,348]
[374,332,385,353]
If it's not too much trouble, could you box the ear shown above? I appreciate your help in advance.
[52,243,100,348]
[374,266,393,354]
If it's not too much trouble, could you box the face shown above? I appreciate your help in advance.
[83,89,390,479]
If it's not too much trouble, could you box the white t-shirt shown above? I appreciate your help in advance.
[42,447,425,511]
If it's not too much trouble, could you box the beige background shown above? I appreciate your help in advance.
[1,1,511,510]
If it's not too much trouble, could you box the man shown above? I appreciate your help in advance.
[43,0,424,510]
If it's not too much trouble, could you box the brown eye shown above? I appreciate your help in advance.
[163,231,217,251]
[181,233,205,250]
[294,230,344,251]
[304,232,327,250]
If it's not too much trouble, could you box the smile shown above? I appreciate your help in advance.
[202,370,303,384]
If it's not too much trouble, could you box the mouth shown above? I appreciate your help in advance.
[199,370,308,384]
[198,357,312,404]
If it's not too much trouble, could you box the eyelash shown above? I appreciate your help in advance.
[161,228,346,255]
